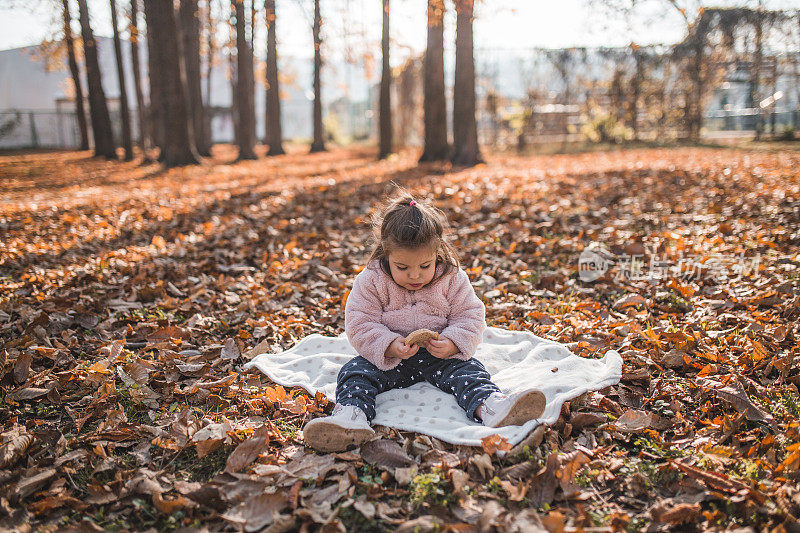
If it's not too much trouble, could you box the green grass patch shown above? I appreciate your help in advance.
[409,467,455,508]
[172,445,231,482]
[273,419,300,440]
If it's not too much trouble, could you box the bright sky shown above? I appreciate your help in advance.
[0,0,797,61]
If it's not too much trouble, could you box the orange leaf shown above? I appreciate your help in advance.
[481,434,512,455]
[750,339,770,364]
[153,493,191,514]
[667,278,695,298]
[263,385,287,403]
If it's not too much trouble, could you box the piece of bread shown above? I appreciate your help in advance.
[404,329,439,346]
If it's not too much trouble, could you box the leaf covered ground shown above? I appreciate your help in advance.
[1,144,799,532]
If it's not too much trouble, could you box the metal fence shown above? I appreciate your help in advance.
[0,101,373,150]
[704,109,800,134]
[2,104,798,151]
[0,110,83,149]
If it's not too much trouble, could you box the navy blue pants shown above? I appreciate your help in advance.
[336,348,501,423]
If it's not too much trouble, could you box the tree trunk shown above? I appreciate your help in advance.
[143,0,200,166]
[145,7,165,156]
[204,0,214,148]
[769,59,778,135]
[610,68,624,123]
[793,37,800,130]
[76,0,116,158]
[688,41,704,141]
[419,0,448,162]
[264,0,284,155]
[110,0,133,160]
[180,0,211,156]
[61,0,89,150]
[631,50,643,140]
[249,1,257,145]
[232,0,257,159]
[378,0,392,159]
[451,0,482,166]
[129,0,152,158]
[753,14,764,140]
[310,0,326,152]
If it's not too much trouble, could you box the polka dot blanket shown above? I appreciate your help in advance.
[242,326,623,447]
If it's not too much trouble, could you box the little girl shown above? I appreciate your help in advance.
[303,191,545,452]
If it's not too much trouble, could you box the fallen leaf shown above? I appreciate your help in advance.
[360,438,416,469]
[612,409,652,432]
[13,351,32,384]
[225,425,271,473]
[0,426,34,468]
[613,293,647,310]
[221,337,240,360]
[221,492,288,532]
[481,433,512,455]
[152,493,191,514]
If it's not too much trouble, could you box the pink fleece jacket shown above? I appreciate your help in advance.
[344,258,486,371]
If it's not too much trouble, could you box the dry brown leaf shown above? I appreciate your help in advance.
[360,438,417,469]
[468,453,494,479]
[556,450,591,498]
[28,495,88,514]
[147,326,191,341]
[528,453,560,507]
[221,492,288,532]
[225,425,271,473]
[12,387,49,400]
[13,351,32,384]
[0,426,34,468]
[13,468,56,501]
[612,409,652,432]
[221,337,240,360]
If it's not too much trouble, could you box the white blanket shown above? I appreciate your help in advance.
[243,326,622,447]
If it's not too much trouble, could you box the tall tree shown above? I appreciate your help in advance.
[227,4,240,148]
[630,46,645,140]
[143,0,201,166]
[796,12,800,129]
[752,9,764,140]
[144,7,165,155]
[264,0,284,155]
[309,0,326,152]
[204,0,214,147]
[180,0,211,156]
[378,0,392,158]
[76,0,116,158]
[232,0,257,159]
[451,0,482,166]
[672,10,717,141]
[129,0,152,156]
[419,0,448,161]
[60,0,89,150]
[110,0,133,160]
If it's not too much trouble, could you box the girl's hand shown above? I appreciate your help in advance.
[424,337,459,359]
[385,337,419,360]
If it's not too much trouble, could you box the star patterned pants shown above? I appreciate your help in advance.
[335,347,501,423]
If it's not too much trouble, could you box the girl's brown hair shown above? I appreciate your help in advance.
[366,185,460,285]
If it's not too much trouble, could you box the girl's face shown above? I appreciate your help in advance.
[387,246,438,291]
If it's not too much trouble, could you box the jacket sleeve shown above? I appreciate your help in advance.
[440,269,486,360]
[344,268,403,371]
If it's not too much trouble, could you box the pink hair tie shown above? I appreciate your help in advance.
[409,200,416,207]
